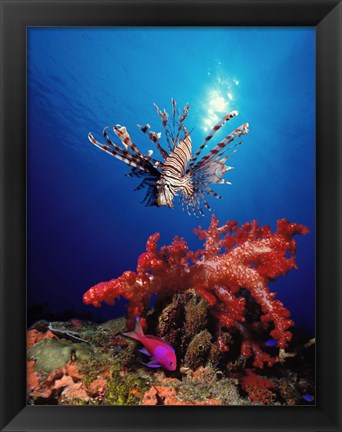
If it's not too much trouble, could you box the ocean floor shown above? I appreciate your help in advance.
[27,292,315,406]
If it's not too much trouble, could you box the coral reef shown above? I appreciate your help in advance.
[27,359,89,404]
[142,385,221,406]
[27,217,313,406]
[83,216,309,368]
[27,328,57,349]
[26,317,315,406]
[26,322,150,405]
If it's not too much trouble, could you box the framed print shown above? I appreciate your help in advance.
[0,0,341,431]
[27,25,317,407]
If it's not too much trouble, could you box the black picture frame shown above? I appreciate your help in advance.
[0,0,341,431]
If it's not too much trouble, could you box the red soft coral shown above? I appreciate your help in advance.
[239,369,276,404]
[83,216,309,365]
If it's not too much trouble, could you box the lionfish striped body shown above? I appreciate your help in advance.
[88,99,249,216]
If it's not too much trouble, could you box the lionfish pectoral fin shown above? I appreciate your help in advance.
[188,110,239,169]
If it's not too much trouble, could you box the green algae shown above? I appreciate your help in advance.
[77,351,149,404]
[104,374,149,405]
[77,353,120,381]
[28,338,95,373]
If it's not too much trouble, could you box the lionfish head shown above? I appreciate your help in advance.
[156,178,175,208]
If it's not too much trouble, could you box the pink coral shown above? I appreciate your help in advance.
[27,329,57,349]
[83,216,308,367]
[27,360,96,403]
[27,360,40,390]
[239,369,276,404]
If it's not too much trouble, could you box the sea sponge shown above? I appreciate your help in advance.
[28,338,94,373]
[184,330,212,370]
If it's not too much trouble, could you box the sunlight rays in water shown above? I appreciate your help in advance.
[202,77,240,132]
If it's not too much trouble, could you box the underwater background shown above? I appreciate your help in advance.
[27,27,315,336]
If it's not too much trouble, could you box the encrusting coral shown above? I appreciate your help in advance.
[83,215,309,368]
[26,317,315,406]
[238,369,276,404]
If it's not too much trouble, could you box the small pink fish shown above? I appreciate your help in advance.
[123,317,177,371]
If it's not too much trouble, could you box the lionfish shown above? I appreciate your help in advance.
[88,99,249,216]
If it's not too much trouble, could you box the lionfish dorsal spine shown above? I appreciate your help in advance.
[153,102,174,152]
[89,129,139,166]
[173,103,190,146]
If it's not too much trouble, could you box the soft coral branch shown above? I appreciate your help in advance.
[83,216,309,365]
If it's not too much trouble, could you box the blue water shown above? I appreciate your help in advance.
[28,28,315,334]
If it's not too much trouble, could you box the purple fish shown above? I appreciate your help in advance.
[303,394,314,402]
[265,339,278,347]
[123,317,177,371]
